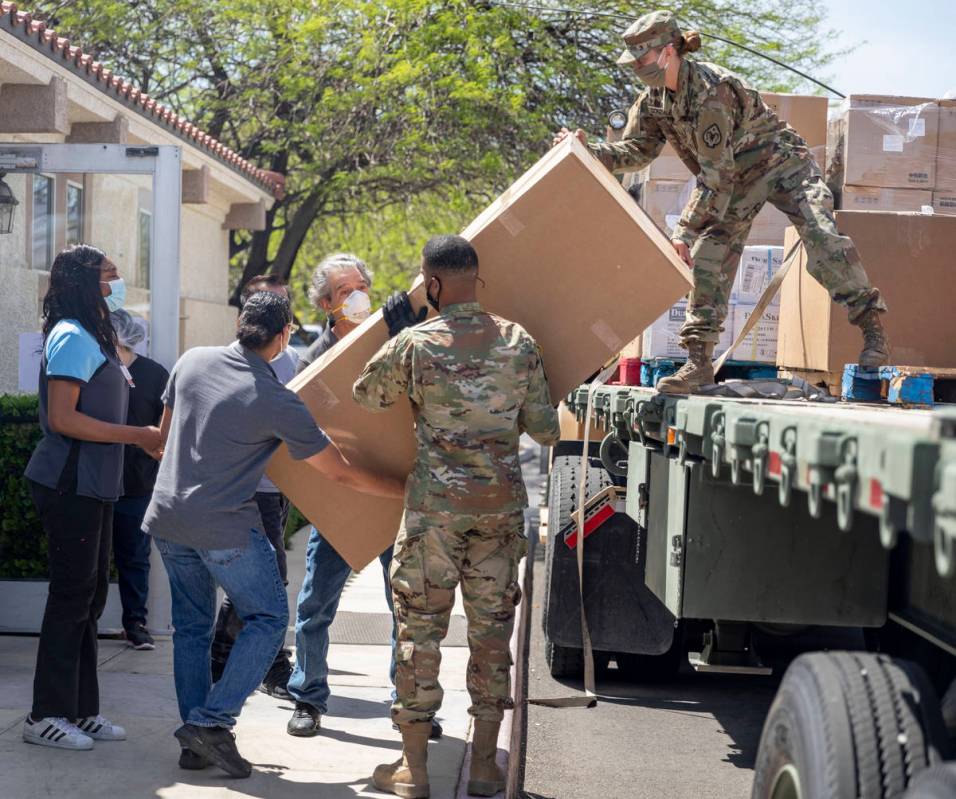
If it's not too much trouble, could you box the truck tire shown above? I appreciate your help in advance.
[901,765,956,798]
[752,652,951,799]
[545,640,584,679]
[542,455,611,679]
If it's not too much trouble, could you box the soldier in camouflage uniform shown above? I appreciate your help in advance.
[556,10,890,394]
[353,234,560,798]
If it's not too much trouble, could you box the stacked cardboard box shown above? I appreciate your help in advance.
[731,304,780,363]
[935,99,956,215]
[841,186,932,212]
[730,245,784,363]
[643,299,734,360]
[829,95,956,212]
[733,246,785,305]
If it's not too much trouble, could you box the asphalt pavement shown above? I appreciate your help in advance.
[519,541,778,799]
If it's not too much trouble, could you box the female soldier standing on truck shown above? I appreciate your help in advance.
[555,10,889,395]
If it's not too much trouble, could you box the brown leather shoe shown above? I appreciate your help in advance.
[467,720,505,796]
[372,722,431,798]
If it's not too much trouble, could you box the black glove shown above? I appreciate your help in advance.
[383,291,427,338]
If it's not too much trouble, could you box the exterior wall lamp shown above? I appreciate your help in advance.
[0,171,19,234]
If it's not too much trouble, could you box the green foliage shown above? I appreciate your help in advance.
[0,395,47,579]
[30,0,845,302]
[290,188,488,323]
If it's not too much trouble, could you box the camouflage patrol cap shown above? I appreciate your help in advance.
[616,10,682,66]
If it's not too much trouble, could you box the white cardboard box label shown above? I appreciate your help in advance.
[883,134,905,153]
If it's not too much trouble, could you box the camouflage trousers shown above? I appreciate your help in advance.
[389,509,527,725]
[680,153,887,346]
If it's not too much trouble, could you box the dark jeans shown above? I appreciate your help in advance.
[28,480,112,720]
[211,492,291,675]
[112,494,152,631]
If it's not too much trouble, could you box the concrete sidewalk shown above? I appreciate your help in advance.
[0,529,472,799]
[0,439,547,799]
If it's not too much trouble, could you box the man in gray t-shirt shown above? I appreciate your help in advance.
[145,292,404,778]
[143,341,328,548]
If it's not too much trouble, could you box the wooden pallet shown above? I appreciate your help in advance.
[778,368,844,398]
[841,365,956,407]
[642,357,778,388]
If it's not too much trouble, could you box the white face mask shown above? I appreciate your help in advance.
[334,289,371,323]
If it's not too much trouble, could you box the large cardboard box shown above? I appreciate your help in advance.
[842,95,939,190]
[777,212,956,372]
[267,137,693,569]
[762,92,828,158]
[731,303,779,363]
[643,300,733,360]
[936,100,956,193]
[933,192,956,215]
[732,245,784,305]
[841,186,933,213]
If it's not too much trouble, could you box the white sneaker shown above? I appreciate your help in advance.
[23,716,94,750]
[76,715,126,741]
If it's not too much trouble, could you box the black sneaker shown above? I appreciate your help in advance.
[258,658,293,700]
[173,723,252,778]
[178,746,210,770]
[286,702,321,737]
[392,718,443,740]
[125,624,155,651]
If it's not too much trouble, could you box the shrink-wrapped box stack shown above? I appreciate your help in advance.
[827,94,956,213]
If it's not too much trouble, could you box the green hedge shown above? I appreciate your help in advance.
[0,394,47,579]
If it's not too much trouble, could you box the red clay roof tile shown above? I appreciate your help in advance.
[0,1,283,197]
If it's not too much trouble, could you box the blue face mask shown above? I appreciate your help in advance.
[101,278,126,312]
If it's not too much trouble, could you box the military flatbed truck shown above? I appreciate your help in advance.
[543,384,956,798]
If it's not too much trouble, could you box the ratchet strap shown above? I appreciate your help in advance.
[529,362,617,709]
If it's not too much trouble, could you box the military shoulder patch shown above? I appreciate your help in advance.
[702,123,722,148]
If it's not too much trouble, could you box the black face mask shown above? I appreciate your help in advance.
[426,277,441,312]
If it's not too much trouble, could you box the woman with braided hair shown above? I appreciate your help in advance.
[22,244,162,751]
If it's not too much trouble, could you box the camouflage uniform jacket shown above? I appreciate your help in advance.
[353,302,560,515]
[590,58,808,246]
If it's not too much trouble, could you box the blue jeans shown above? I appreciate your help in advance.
[287,528,396,712]
[155,529,288,728]
[112,495,152,631]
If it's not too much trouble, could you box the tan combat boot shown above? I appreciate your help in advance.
[373,722,431,798]
[656,340,715,395]
[467,720,505,796]
[854,309,890,369]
